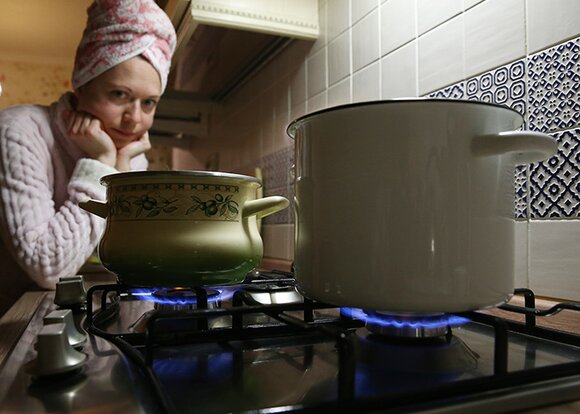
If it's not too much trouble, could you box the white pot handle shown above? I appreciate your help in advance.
[472,131,558,164]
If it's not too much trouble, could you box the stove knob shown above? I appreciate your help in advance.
[44,309,86,348]
[25,323,87,378]
[54,275,87,307]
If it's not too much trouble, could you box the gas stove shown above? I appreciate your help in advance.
[2,271,580,413]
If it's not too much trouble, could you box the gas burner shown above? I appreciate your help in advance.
[128,288,229,334]
[358,332,479,376]
[239,283,303,305]
[151,288,222,312]
[343,308,469,339]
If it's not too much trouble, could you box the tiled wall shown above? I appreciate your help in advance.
[429,37,579,221]
[177,0,580,299]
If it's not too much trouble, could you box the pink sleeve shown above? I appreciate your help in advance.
[130,153,149,171]
[0,126,117,290]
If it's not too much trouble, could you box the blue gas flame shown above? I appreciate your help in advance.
[128,286,237,306]
[341,308,469,329]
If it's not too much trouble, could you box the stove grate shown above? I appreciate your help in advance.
[84,283,580,414]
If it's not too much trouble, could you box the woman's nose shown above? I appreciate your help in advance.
[122,102,141,125]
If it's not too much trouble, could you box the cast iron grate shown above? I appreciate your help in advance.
[85,282,580,414]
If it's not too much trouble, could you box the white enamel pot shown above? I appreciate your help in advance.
[287,99,558,314]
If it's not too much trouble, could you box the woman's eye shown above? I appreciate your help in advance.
[142,99,158,110]
[111,90,127,100]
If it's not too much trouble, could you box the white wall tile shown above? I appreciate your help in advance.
[417,0,463,35]
[464,0,526,78]
[290,61,307,107]
[527,0,580,53]
[311,0,328,54]
[464,0,484,9]
[418,16,464,95]
[352,8,380,72]
[352,0,378,24]
[328,30,351,86]
[307,48,327,98]
[529,220,580,301]
[514,221,529,289]
[353,61,381,102]
[290,101,307,123]
[307,90,327,113]
[327,0,350,41]
[380,0,416,56]
[381,41,418,98]
[328,77,351,107]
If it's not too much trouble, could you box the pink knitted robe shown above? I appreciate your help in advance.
[0,93,147,316]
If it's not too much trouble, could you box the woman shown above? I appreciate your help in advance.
[0,0,176,316]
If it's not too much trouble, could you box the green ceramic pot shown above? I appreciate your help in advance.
[79,170,289,287]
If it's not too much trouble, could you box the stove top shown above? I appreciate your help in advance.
[2,272,580,413]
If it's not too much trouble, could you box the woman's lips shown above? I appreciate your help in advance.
[113,128,138,140]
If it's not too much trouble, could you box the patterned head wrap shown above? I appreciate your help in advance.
[72,0,176,93]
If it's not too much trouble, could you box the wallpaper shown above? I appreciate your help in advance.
[0,59,72,109]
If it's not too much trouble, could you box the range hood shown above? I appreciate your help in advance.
[151,0,318,147]
[160,0,318,101]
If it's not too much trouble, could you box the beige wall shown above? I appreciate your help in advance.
[0,59,72,109]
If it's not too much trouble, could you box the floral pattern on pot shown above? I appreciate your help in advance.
[188,194,240,218]
[108,182,242,221]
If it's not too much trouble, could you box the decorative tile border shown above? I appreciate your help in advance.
[514,166,528,219]
[463,59,529,219]
[428,36,580,219]
[527,37,579,218]
[530,128,579,218]
[465,59,527,120]
[428,82,465,99]
[528,38,580,133]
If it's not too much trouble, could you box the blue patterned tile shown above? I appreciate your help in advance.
[529,128,580,218]
[515,165,528,219]
[464,60,529,218]
[528,37,580,133]
[428,82,465,99]
[465,59,527,118]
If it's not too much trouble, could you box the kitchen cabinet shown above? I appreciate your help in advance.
[161,0,319,100]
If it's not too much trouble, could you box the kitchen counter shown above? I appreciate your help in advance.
[483,295,580,335]
[0,271,116,371]
[482,295,580,413]
[0,291,47,370]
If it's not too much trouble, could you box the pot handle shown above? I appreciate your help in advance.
[242,196,289,219]
[79,199,108,219]
[472,131,558,164]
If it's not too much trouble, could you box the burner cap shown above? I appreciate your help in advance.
[240,285,303,305]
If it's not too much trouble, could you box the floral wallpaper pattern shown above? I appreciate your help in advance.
[0,59,72,109]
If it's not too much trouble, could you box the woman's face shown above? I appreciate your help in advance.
[75,56,162,149]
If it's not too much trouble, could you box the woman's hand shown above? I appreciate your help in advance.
[115,131,152,172]
[65,110,117,167]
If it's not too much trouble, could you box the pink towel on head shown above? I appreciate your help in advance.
[72,0,176,93]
